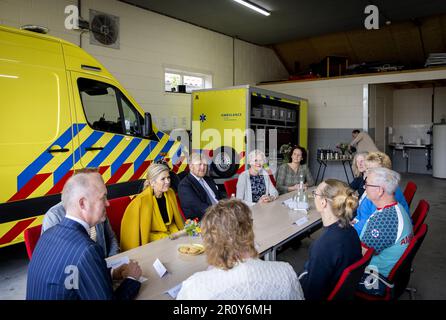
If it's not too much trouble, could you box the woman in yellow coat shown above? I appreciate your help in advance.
[120,163,184,251]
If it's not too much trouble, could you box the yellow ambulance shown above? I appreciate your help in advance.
[0,25,188,248]
[191,86,308,179]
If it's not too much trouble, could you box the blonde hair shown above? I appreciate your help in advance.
[351,152,368,177]
[365,151,392,169]
[143,163,169,190]
[201,199,258,270]
[319,179,358,228]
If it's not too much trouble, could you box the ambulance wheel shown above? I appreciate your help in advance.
[211,147,239,178]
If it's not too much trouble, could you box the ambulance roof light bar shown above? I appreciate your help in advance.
[231,0,271,16]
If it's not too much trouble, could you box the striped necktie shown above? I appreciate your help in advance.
[90,226,97,242]
[200,179,217,205]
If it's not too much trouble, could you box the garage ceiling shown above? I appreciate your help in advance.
[120,0,446,74]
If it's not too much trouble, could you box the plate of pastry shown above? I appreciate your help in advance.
[177,243,205,255]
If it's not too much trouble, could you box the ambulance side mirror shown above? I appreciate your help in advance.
[143,112,153,137]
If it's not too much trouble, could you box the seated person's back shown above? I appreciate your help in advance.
[299,179,362,300]
[177,199,304,300]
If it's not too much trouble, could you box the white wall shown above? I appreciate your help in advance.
[369,84,394,150]
[0,0,288,131]
[392,87,433,145]
[260,70,446,130]
[259,80,364,129]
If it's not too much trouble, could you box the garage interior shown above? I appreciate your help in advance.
[1,0,446,300]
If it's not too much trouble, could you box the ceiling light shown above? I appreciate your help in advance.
[232,0,271,16]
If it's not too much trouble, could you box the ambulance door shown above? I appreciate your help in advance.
[69,72,160,197]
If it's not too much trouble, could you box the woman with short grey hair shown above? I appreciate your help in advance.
[236,149,278,205]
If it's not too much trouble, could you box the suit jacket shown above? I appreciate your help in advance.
[178,173,224,220]
[26,218,140,300]
[42,202,119,257]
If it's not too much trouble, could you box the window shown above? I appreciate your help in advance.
[77,78,143,136]
[164,68,212,93]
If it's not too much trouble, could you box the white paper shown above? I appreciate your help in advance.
[138,276,148,283]
[153,258,168,278]
[107,256,130,270]
[165,283,182,299]
[294,216,309,226]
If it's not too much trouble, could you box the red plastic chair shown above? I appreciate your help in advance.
[24,224,42,260]
[411,200,429,234]
[269,174,277,187]
[355,223,428,300]
[403,181,417,209]
[223,178,238,198]
[327,248,375,300]
[106,196,132,240]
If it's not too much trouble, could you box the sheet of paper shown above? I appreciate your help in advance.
[153,258,168,278]
[165,283,182,299]
[138,276,148,283]
[294,216,309,226]
[106,256,130,270]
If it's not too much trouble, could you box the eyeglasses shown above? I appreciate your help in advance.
[312,190,322,197]
[312,190,332,201]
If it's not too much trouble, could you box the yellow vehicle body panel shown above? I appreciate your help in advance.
[0,25,187,248]
[192,86,308,178]
[192,88,247,154]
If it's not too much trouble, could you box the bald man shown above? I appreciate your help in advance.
[27,172,142,300]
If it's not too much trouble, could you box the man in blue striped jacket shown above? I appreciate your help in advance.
[26,172,142,300]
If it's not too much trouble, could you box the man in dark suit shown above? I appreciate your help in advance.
[178,153,224,220]
[26,172,142,300]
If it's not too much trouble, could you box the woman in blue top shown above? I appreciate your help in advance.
[352,151,410,235]
[299,179,362,300]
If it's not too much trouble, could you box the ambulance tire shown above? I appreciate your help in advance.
[210,147,239,178]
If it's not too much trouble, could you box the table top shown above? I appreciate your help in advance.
[107,189,321,300]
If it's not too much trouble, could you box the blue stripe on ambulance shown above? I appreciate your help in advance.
[156,131,165,140]
[153,140,175,162]
[87,135,124,168]
[171,144,182,165]
[54,130,104,184]
[110,138,142,175]
[134,140,158,173]
[17,124,86,190]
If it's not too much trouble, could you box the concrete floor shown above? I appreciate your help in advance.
[0,173,445,300]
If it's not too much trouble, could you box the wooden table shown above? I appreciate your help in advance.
[106,189,322,300]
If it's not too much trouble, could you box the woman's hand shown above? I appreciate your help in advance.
[259,195,277,203]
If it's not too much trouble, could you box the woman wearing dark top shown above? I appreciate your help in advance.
[349,152,368,198]
[299,179,362,300]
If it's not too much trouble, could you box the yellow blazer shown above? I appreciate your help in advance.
[120,187,184,251]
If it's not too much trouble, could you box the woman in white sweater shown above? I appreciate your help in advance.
[236,149,278,205]
[177,199,304,300]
